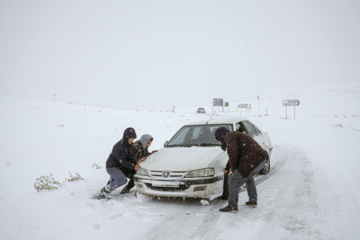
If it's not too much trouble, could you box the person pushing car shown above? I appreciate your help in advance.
[215,127,269,212]
[95,127,139,199]
[120,134,157,194]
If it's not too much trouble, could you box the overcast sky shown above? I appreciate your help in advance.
[1,0,359,110]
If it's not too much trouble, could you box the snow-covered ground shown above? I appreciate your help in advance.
[1,82,360,240]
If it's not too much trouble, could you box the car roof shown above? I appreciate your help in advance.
[183,117,249,126]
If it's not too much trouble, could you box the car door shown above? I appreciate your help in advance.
[238,121,267,150]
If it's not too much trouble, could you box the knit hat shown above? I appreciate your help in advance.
[123,127,137,142]
[215,127,230,151]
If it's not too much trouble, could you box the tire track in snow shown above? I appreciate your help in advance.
[189,144,290,240]
[146,144,290,240]
[255,144,290,186]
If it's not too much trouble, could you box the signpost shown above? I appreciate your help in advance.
[282,99,300,119]
[213,98,224,112]
[224,102,229,111]
[238,103,251,116]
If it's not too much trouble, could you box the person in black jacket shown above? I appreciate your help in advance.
[95,127,139,199]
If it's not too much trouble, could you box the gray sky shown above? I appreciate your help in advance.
[1,0,359,110]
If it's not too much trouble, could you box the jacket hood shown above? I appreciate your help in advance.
[215,127,230,151]
[123,127,137,144]
[139,134,153,150]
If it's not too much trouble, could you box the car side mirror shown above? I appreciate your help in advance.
[164,141,169,147]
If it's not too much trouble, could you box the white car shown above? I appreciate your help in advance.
[134,117,273,200]
[197,107,206,113]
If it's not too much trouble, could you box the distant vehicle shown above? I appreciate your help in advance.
[197,107,206,113]
[134,117,273,200]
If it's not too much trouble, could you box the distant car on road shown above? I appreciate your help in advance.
[197,107,206,113]
[134,117,273,200]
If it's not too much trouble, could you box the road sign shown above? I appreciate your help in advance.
[237,103,251,116]
[212,98,224,112]
[238,104,251,109]
[212,98,223,107]
[282,99,300,106]
[282,99,300,119]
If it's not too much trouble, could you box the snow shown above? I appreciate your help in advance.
[1,82,360,240]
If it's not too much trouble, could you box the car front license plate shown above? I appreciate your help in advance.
[151,181,180,187]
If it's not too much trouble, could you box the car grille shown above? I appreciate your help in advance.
[145,183,190,192]
[149,170,187,178]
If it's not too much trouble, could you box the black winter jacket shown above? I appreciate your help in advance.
[106,128,137,169]
[225,131,269,178]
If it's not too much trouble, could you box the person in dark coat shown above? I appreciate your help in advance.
[95,127,138,199]
[215,127,269,212]
[120,134,157,194]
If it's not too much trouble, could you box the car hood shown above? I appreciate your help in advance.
[140,147,226,171]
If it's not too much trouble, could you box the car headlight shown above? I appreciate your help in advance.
[137,168,150,176]
[185,168,215,178]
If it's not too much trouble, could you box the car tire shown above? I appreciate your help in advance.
[259,157,270,175]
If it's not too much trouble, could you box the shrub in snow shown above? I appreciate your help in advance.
[34,174,64,192]
[34,172,84,192]
[92,163,102,169]
[64,172,84,182]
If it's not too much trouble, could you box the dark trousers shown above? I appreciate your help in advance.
[106,167,136,192]
[228,160,266,208]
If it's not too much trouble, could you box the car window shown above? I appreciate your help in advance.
[167,124,233,147]
[169,127,190,145]
[191,127,201,139]
[235,122,246,133]
[241,121,261,138]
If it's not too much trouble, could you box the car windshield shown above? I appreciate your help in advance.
[166,124,233,147]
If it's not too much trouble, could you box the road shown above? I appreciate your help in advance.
[141,144,299,240]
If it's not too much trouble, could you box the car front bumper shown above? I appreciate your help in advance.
[133,175,224,199]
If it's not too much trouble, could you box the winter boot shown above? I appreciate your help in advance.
[245,201,257,207]
[94,187,111,199]
[99,187,110,198]
[120,184,133,194]
[219,205,238,212]
[120,179,135,194]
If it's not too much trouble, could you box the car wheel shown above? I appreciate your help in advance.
[259,157,270,175]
